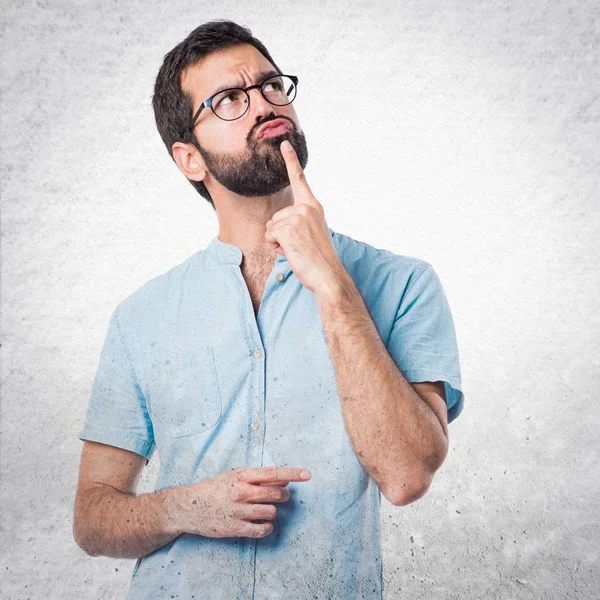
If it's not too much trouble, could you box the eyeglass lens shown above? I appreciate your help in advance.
[212,75,297,121]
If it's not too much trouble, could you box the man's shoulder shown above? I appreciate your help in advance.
[114,248,208,322]
[332,228,430,283]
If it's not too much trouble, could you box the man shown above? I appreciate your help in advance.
[73,19,464,600]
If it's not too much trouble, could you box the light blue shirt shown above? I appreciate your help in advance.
[78,226,464,599]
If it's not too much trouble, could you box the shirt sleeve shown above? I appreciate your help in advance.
[78,304,156,460]
[386,263,465,424]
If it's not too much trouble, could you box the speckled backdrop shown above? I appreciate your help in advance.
[1,1,598,598]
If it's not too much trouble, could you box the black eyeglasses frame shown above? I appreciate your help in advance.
[188,74,299,130]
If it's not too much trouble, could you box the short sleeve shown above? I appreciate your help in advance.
[386,264,465,423]
[78,305,156,460]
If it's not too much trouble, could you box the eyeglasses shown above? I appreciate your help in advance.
[189,74,298,129]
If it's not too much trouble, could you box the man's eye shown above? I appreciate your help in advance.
[219,93,235,105]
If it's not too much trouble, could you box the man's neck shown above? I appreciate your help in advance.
[215,189,294,266]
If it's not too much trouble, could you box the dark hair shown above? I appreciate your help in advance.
[151,19,283,210]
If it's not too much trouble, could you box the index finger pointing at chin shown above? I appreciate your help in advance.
[280,139,314,201]
[280,139,297,165]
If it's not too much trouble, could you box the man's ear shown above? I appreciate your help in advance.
[172,141,207,182]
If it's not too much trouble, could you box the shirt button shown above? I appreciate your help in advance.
[242,575,251,585]
[276,272,284,282]
[251,421,260,431]
[253,348,262,359]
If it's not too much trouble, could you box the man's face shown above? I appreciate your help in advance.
[181,43,308,197]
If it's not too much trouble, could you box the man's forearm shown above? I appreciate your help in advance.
[74,484,182,559]
[314,269,448,505]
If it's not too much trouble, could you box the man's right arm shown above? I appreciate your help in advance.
[73,440,311,557]
[73,440,183,559]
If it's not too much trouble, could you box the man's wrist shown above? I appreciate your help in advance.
[157,486,186,537]
[313,268,353,307]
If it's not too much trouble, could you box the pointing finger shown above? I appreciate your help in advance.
[235,466,312,483]
[280,140,316,206]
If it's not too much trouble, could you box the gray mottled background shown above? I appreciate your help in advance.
[1,0,599,598]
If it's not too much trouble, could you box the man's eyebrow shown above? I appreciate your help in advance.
[207,69,281,99]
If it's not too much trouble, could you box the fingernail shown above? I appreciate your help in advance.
[300,470,311,479]
[281,140,292,152]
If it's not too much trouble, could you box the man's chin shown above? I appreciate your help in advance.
[212,172,290,198]
[255,136,289,151]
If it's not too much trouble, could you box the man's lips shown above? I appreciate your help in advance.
[256,119,293,139]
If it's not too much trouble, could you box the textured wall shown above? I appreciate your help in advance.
[1,1,598,598]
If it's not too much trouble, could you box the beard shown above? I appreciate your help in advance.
[191,116,309,197]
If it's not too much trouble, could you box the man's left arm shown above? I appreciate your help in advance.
[264,140,453,507]
[314,271,449,507]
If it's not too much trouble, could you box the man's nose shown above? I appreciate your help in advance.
[248,87,276,120]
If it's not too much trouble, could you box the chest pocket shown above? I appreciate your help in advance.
[149,345,223,438]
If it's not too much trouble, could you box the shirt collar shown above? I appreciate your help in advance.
[206,226,336,266]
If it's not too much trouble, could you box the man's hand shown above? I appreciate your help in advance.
[170,466,312,539]
[264,139,345,296]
